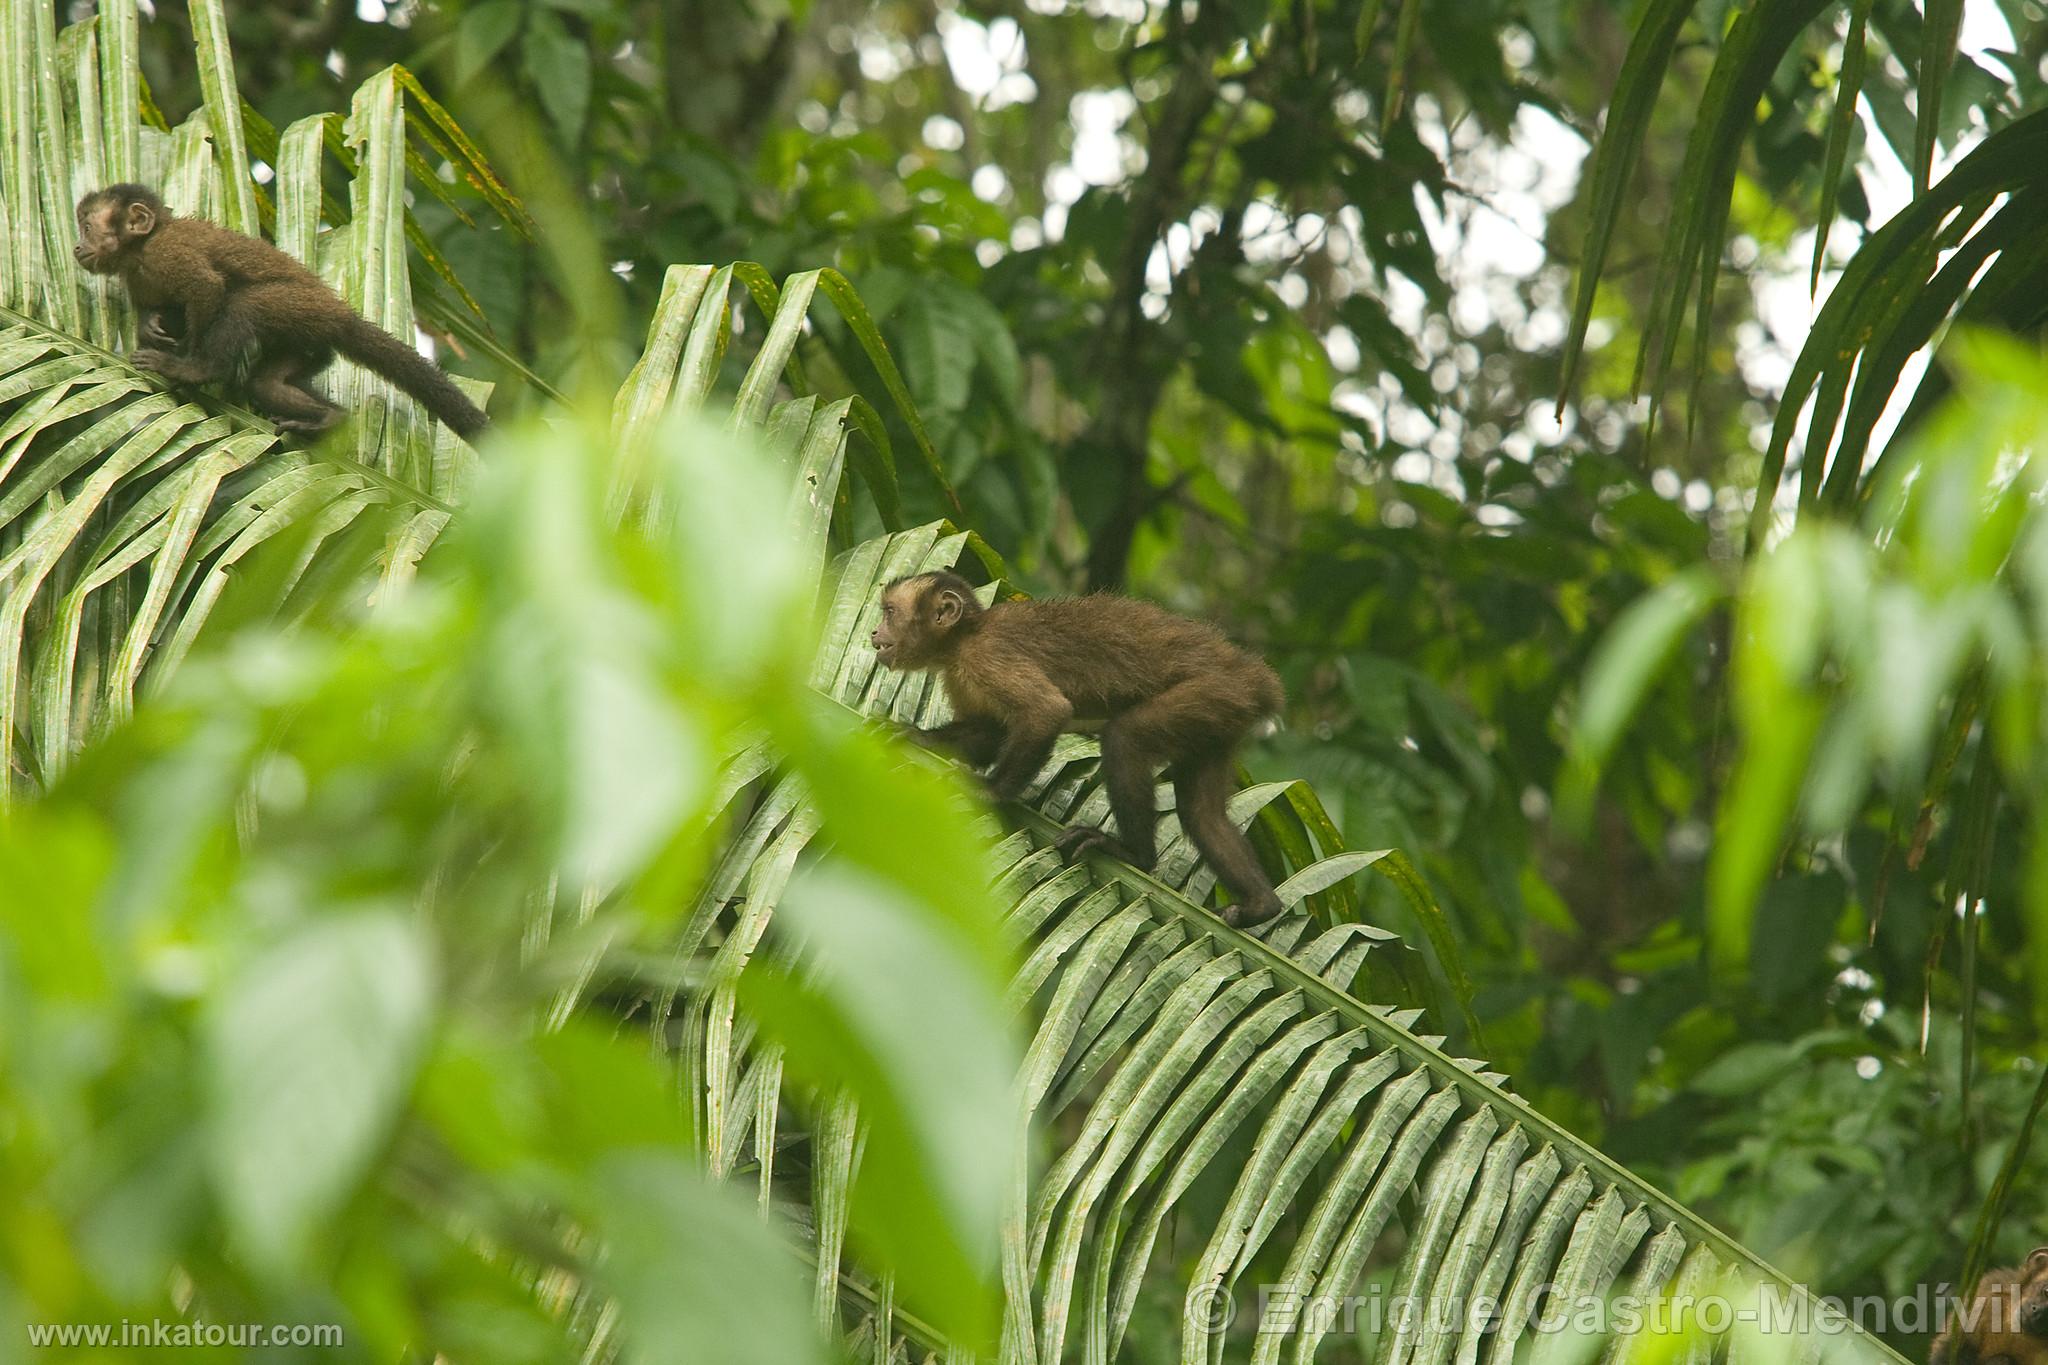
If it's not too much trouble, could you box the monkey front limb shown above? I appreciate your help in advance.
[984,701,1070,798]
[130,348,212,383]
[137,308,180,351]
[908,717,1005,768]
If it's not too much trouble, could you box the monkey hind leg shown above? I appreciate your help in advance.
[1173,753,1284,927]
[162,295,266,383]
[1091,677,1268,875]
[1073,710,1175,872]
[250,352,342,434]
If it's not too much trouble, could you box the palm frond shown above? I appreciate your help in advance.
[1761,113,2048,536]
[1559,0,2031,456]
[0,308,442,793]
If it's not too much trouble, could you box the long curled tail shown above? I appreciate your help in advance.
[334,317,488,438]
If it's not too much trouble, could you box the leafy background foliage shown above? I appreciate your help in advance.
[4,0,2048,1360]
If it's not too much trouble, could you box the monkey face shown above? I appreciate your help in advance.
[2020,1249,2048,1337]
[72,193,154,273]
[871,575,970,669]
[871,581,927,667]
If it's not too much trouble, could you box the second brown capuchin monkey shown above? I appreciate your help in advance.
[871,572,1288,927]
[73,183,487,439]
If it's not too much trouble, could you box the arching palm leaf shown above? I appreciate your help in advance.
[1559,0,2036,468]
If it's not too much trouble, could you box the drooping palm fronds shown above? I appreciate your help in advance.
[1754,113,2048,533]
[1554,0,2047,1254]
[1558,0,2038,473]
[608,258,962,538]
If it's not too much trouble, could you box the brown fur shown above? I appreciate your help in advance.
[872,571,1288,927]
[73,184,487,438]
[1933,1252,2048,1365]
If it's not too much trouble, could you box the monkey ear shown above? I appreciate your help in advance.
[122,199,156,236]
[2028,1249,2048,1275]
[931,587,966,629]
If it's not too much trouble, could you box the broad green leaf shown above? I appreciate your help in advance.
[522,12,591,146]
[747,865,1017,1348]
[1811,0,1873,293]
[465,421,712,888]
[188,0,256,235]
[1560,567,1724,831]
[205,910,434,1270]
[594,1152,830,1365]
[456,0,525,85]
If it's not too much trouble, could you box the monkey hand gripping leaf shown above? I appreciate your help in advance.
[1933,1251,2048,1365]
[74,184,487,439]
[871,571,1288,927]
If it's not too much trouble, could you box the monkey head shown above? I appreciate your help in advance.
[2019,1249,2048,1337]
[871,571,982,669]
[73,184,165,274]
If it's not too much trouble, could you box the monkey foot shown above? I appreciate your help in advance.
[273,413,343,435]
[1052,826,1117,860]
[1052,826,1159,874]
[1219,899,1287,929]
[130,348,208,383]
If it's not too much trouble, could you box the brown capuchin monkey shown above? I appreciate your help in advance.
[871,571,1288,927]
[1933,1251,2048,1365]
[73,184,487,439]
